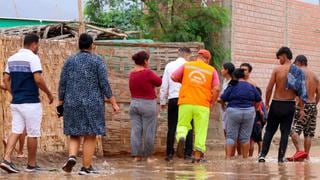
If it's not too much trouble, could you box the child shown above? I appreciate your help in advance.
[249,87,267,157]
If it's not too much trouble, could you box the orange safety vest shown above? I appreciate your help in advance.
[178,60,216,108]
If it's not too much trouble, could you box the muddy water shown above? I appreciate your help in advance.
[1,146,320,179]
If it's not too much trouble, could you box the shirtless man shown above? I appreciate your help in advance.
[287,55,320,161]
[258,47,305,163]
[240,63,257,87]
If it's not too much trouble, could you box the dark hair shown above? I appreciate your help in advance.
[23,33,39,46]
[233,68,245,79]
[178,47,191,54]
[132,51,150,65]
[276,46,292,60]
[294,55,308,66]
[240,63,253,73]
[223,62,235,76]
[229,68,245,86]
[256,87,262,96]
[79,33,93,50]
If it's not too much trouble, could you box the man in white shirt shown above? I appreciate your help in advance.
[160,47,193,161]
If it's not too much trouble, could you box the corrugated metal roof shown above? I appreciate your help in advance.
[0,18,54,28]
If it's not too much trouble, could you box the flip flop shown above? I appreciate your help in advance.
[287,151,308,162]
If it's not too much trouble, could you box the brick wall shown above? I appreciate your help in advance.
[231,0,320,136]
[95,42,204,155]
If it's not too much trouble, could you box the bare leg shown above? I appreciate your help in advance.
[225,144,235,159]
[304,137,312,155]
[236,139,242,155]
[82,135,96,168]
[291,132,302,152]
[3,133,21,162]
[17,130,27,156]
[230,145,236,157]
[249,140,254,157]
[241,142,250,159]
[69,136,81,157]
[27,137,38,166]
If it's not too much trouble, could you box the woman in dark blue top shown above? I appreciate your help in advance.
[59,33,120,174]
[220,68,262,159]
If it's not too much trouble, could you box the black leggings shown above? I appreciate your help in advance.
[260,100,295,161]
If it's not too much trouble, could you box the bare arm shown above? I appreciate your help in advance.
[220,100,226,111]
[0,84,6,90]
[105,96,120,112]
[171,65,184,83]
[34,72,53,104]
[212,85,221,103]
[171,75,180,83]
[265,69,276,109]
[3,73,11,93]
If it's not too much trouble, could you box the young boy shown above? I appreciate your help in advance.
[249,87,267,157]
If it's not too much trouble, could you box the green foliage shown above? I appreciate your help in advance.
[144,0,230,67]
[84,0,144,31]
[84,0,230,67]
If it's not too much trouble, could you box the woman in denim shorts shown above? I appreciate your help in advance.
[220,68,262,159]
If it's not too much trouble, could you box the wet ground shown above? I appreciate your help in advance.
[1,144,320,179]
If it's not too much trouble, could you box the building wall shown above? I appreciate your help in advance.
[231,0,320,136]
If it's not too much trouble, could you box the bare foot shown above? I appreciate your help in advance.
[147,157,158,163]
[17,153,26,158]
[133,157,142,162]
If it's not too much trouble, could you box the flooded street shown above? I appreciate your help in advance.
[1,145,320,179]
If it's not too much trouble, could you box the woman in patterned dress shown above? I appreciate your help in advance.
[58,33,119,175]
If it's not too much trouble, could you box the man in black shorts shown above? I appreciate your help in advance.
[287,55,319,161]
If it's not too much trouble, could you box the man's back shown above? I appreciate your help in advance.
[159,57,186,104]
[273,64,296,100]
[5,49,42,104]
[302,67,319,103]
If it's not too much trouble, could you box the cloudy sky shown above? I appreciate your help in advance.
[0,0,84,21]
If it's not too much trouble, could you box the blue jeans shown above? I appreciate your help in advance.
[225,107,255,145]
[129,98,157,157]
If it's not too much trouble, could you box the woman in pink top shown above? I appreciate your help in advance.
[129,51,162,163]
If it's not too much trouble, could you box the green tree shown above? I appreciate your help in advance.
[143,0,230,67]
[84,0,144,31]
[85,0,230,67]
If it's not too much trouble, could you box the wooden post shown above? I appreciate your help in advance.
[78,0,85,34]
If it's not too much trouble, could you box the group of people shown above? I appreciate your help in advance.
[160,46,319,163]
[0,33,318,175]
[0,33,119,175]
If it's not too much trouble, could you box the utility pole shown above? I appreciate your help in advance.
[78,0,85,34]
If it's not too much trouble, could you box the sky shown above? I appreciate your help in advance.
[300,0,320,4]
[0,0,84,21]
